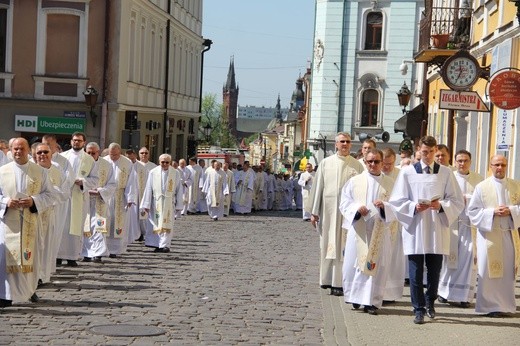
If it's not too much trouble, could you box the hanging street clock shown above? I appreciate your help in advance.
[440,50,481,91]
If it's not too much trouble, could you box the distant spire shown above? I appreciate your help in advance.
[224,56,237,91]
[275,94,282,120]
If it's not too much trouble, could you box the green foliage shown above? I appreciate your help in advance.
[200,94,238,147]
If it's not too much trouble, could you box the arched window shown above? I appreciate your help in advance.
[364,12,383,50]
[361,89,379,127]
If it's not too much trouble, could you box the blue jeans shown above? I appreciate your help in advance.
[408,254,443,313]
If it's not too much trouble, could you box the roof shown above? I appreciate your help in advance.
[236,117,273,133]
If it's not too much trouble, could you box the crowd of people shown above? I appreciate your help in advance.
[308,133,519,324]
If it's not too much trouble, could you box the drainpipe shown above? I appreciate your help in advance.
[100,0,110,149]
[198,38,213,113]
[163,2,171,153]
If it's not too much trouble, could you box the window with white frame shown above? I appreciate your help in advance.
[361,89,379,126]
[364,12,383,50]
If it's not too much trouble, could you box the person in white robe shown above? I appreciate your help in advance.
[34,144,67,285]
[104,143,137,257]
[0,138,55,307]
[57,132,98,267]
[233,161,255,214]
[389,135,464,324]
[202,161,228,220]
[42,134,74,274]
[253,166,264,211]
[125,149,146,243]
[177,159,192,216]
[357,138,376,171]
[259,169,269,210]
[82,143,116,262]
[380,148,406,302]
[438,150,483,307]
[309,132,364,296]
[265,170,275,210]
[340,149,396,314]
[187,158,202,214]
[140,154,183,252]
[197,159,208,213]
[137,147,157,240]
[293,173,302,210]
[468,154,520,317]
[298,163,315,221]
[222,162,236,217]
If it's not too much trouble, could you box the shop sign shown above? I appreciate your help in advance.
[15,115,85,134]
[488,70,520,110]
[496,109,512,151]
[439,90,489,111]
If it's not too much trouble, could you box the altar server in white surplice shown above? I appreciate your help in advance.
[202,161,229,221]
[438,150,483,308]
[380,148,406,302]
[137,147,156,240]
[298,163,315,221]
[81,142,116,262]
[222,163,236,217]
[389,135,464,325]
[468,154,520,317]
[0,138,55,307]
[233,161,256,214]
[309,132,363,296]
[140,154,183,252]
[58,132,98,267]
[340,149,395,314]
[104,143,137,257]
[34,143,67,284]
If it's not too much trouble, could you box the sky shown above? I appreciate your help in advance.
[202,0,315,108]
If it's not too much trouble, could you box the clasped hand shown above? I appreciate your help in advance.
[8,197,33,209]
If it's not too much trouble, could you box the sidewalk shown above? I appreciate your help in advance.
[321,271,520,345]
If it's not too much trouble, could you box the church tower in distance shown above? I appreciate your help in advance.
[223,56,239,138]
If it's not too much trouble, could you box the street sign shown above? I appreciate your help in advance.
[439,90,489,111]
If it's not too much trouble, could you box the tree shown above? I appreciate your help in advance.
[200,93,237,148]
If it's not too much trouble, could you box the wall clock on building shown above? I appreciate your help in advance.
[440,50,481,91]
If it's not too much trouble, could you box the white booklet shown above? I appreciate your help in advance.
[418,194,441,205]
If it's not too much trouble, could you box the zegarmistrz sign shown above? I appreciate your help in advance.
[15,115,85,134]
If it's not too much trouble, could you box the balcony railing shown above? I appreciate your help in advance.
[418,6,472,52]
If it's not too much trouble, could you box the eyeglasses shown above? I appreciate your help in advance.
[160,161,170,164]
[491,163,507,167]
[36,150,50,155]
[338,140,351,144]
[139,152,149,155]
[366,160,381,165]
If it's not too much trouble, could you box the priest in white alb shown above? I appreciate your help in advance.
[340,149,395,314]
[298,163,315,221]
[468,154,520,317]
[0,138,55,308]
[202,161,228,221]
[140,154,183,253]
[233,161,256,214]
[222,162,236,217]
[309,132,363,296]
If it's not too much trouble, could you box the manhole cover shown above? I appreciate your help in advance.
[90,324,166,337]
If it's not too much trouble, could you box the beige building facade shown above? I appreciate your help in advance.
[0,0,204,163]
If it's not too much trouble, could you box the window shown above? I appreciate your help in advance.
[364,12,382,50]
[361,90,379,127]
[0,8,6,72]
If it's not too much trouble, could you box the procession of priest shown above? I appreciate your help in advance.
[0,132,518,325]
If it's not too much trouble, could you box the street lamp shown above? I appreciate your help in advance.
[83,85,99,127]
[203,123,213,142]
[397,82,412,114]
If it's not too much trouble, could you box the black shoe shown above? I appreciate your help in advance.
[30,293,39,303]
[161,247,170,253]
[320,285,332,290]
[438,296,448,304]
[109,254,117,258]
[93,257,102,263]
[56,258,62,266]
[426,308,436,319]
[460,301,470,308]
[136,235,144,242]
[382,300,395,306]
[352,303,361,310]
[0,299,12,308]
[414,311,425,324]
[82,257,92,262]
[330,287,344,296]
[67,260,78,267]
[38,279,43,287]
[363,305,378,315]
[213,217,218,221]
[486,311,502,318]
[404,278,410,286]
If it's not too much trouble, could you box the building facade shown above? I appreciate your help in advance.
[0,0,204,163]
[309,0,424,162]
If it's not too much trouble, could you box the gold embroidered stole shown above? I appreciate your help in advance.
[480,179,520,278]
[352,174,391,276]
[152,168,175,233]
[40,166,60,237]
[84,159,110,237]
[70,152,94,236]
[113,158,131,239]
[137,163,146,204]
[209,171,223,208]
[191,167,200,203]
[238,170,252,205]
[2,163,42,274]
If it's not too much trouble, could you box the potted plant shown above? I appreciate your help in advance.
[431,22,449,49]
